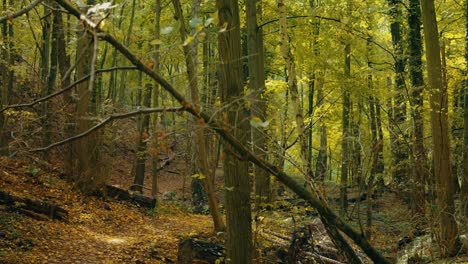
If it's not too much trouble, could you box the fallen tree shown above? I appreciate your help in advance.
[9,1,392,263]
[0,190,68,221]
[103,185,156,209]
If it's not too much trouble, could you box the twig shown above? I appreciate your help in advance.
[31,107,183,152]
[0,0,44,23]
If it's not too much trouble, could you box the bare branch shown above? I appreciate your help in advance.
[0,66,137,113]
[0,0,44,23]
[31,107,183,152]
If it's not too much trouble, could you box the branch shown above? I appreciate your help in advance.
[52,1,390,262]
[0,66,137,113]
[0,0,44,23]
[31,107,183,152]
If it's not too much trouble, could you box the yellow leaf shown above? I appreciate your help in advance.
[183,36,195,46]
[195,23,204,33]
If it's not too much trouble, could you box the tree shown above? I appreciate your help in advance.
[216,0,252,262]
[246,0,271,208]
[420,0,460,256]
[73,0,104,193]
[387,0,408,187]
[462,0,468,227]
[407,0,427,221]
[172,0,225,232]
[0,0,14,155]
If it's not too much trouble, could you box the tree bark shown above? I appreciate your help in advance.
[74,0,103,194]
[246,0,270,207]
[420,0,459,256]
[407,0,427,221]
[387,0,408,187]
[217,0,252,262]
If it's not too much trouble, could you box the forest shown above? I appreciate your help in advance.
[0,0,467,263]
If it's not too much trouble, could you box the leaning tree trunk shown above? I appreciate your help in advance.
[420,0,459,257]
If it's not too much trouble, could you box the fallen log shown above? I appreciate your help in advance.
[177,238,224,264]
[0,190,68,221]
[104,185,156,208]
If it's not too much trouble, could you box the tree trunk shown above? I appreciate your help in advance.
[407,0,427,221]
[420,0,459,256]
[387,0,408,187]
[217,0,252,262]
[0,0,13,155]
[40,1,52,156]
[315,77,328,181]
[151,0,162,199]
[74,0,103,194]
[172,0,225,232]
[340,43,351,216]
[277,0,311,181]
[246,0,270,207]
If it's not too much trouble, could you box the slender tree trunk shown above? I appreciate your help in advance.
[315,76,328,181]
[309,1,327,182]
[420,0,459,256]
[172,0,225,231]
[55,2,72,175]
[0,0,13,155]
[151,0,162,199]
[408,0,427,221]
[217,0,252,261]
[340,43,351,216]
[118,0,136,104]
[246,0,270,207]
[277,0,311,181]
[40,1,52,156]
[387,0,408,187]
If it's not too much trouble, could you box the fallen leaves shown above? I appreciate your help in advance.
[0,156,212,263]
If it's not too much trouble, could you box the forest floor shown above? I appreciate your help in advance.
[1,149,467,263]
[0,155,213,263]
